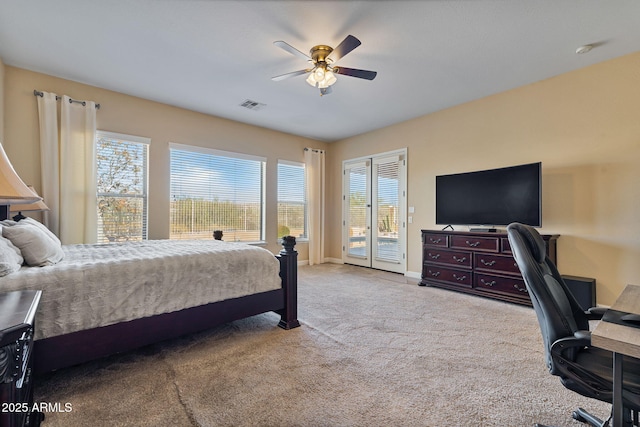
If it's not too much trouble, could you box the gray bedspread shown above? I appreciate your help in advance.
[0,240,281,340]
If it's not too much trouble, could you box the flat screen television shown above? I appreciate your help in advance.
[435,162,542,228]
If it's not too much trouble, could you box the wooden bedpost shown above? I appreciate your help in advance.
[277,236,300,329]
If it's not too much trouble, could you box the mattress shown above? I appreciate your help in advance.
[0,239,281,340]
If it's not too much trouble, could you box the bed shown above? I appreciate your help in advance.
[0,223,299,374]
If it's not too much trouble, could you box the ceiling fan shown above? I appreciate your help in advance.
[272,35,377,96]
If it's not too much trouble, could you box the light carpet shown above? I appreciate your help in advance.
[34,263,611,426]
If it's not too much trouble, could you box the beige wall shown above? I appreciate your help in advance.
[4,52,640,305]
[3,66,326,258]
[328,51,640,306]
[0,56,5,141]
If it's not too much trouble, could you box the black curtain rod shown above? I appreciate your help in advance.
[304,147,324,153]
[33,90,100,109]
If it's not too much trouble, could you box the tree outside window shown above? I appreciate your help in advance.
[96,131,149,243]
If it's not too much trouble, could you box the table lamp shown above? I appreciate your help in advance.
[0,143,42,221]
[10,185,49,221]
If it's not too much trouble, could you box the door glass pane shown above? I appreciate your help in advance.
[375,160,400,262]
[348,165,368,258]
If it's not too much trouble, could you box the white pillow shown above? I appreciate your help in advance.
[2,220,64,267]
[0,229,24,276]
[21,218,62,246]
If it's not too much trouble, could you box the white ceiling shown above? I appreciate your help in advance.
[1,1,639,142]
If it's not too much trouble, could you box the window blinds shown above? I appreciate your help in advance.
[277,161,307,239]
[374,158,400,262]
[169,144,265,241]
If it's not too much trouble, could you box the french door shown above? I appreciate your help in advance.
[342,150,406,273]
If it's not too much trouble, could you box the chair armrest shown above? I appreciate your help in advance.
[548,330,612,388]
[550,330,592,357]
[585,306,607,320]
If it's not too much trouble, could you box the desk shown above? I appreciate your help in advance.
[592,284,640,427]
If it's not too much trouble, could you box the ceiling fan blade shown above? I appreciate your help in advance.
[273,41,311,61]
[271,69,310,81]
[326,35,361,63]
[334,67,377,80]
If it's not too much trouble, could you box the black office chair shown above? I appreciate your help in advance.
[506,223,640,427]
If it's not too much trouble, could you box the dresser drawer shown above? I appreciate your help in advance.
[474,253,520,275]
[421,230,557,306]
[424,248,472,268]
[450,235,499,252]
[423,233,448,247]
[501,238,512,254]
[423,265,472,288]
[474,272,529,298]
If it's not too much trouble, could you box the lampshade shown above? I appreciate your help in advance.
[9,186,49,213]
[318,71,337,89]
[305,73,316,87]
[0,143,42,204]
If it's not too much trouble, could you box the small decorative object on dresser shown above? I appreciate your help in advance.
[0,290,43,427]
[420,229,559,306]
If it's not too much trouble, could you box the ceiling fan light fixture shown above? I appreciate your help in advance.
[314,66,326,81]
[273,35,375,95]
[306,65,337,89]
[306,72,318,87]
[322,70,337,87]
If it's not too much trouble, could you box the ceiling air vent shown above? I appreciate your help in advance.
[240,99,266,111]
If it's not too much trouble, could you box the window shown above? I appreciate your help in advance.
[277,160,307,240]
[96,131,149,243]
[169,143,265,242]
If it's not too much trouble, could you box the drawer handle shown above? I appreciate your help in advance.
[453,274,467,282]
[429,270,441,277]
[465,240,480,247]
[428,253,441,260]
[481,279,496,287]
[453,256,467,263]
[429,237,442,244]
[514,284,528,293]
[480,259,496,266]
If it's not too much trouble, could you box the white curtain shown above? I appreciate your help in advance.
[36,92,60,236]
[304,148,325,265]
[36,92,97,244]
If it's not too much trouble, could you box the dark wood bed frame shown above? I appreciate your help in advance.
[33,236,300,374]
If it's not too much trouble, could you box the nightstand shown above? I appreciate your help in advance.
[0,290,43,427]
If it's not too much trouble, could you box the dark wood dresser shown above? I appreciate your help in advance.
[420,229,558,306]
[0,290,43,427]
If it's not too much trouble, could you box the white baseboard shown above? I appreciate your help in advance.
[404,271,422,280]
[297,258,342,266]
[300,259,421,282]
